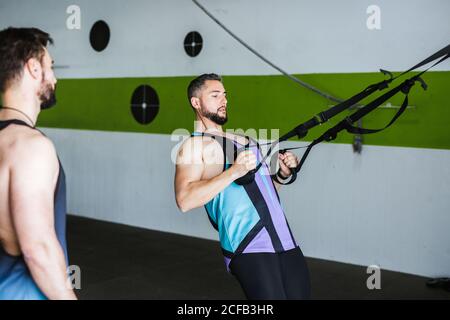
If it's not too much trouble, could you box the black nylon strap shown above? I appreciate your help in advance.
[279,44,450,144]
[345,95,409,135]
[210,44,450,185]
[293,72,432,175]
[394,44,450,79]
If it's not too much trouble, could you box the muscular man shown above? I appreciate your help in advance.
[175,73,310,299]
[0,27,76,300]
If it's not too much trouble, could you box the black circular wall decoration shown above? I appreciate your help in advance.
[184,31,203,57]
[89,20,110,52]
[130,85,160,125]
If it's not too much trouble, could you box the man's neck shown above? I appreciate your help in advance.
[1,89,39,125]
[195,118,223,134]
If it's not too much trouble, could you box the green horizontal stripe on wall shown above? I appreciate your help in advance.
[37,71,450,150]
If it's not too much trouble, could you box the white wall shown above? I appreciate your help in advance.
[1,0,449,277]
[43,127,450,278]
[0,0,449,79]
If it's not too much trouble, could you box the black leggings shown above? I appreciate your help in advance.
[230,247,311,300]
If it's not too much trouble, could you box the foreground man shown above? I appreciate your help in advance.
[175,73,310,299]
[0,27,76,300]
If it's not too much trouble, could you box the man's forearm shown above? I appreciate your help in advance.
[23,240,77,300]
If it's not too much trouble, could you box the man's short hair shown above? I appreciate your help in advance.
[187,73,222,105]
[0,27,53,92]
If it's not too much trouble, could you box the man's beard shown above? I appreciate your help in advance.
[38,76,57,110]
[201,108,228,125]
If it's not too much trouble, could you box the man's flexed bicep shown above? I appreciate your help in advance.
[175,137,207,212]
[174,136,256,212]
[9,135,76,300]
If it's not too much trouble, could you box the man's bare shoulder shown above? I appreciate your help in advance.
[177,136,206,163]
[6,126,56,165]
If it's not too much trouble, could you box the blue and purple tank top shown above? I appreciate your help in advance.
[0,119,68,300]
[191,132,298,271]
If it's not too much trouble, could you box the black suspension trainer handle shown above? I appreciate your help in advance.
[234,146,299,186]
[271,149,298,185]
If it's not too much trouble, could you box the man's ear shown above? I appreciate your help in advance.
[190,97,200,111]
[24,57,42,80]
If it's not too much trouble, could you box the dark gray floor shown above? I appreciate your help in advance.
[67,215,450,300]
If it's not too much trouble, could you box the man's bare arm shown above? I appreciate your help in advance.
[175,137,256,212]
[10,135,76,300]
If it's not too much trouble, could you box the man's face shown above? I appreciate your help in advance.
[37,48,57,109]
[197,80,228,125]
